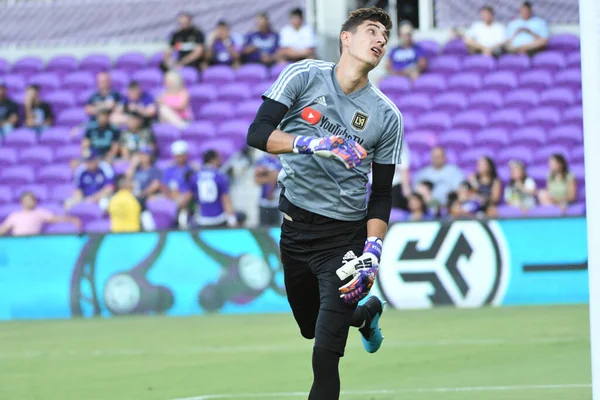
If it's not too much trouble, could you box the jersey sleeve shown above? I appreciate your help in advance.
[262,61,311,108]
[374,103,404,165]
[217,173,230,195]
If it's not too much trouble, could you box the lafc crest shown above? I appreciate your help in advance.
[351,110,369,131]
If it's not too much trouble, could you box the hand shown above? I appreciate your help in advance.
[293,135,367,169]
[336,237,383,304]
[227,214,238,228]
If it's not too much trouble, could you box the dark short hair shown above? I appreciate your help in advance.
[290,8,303,19]
[217,19,228,27]
[339,7,392,54]
[27,84,41,92]
[480,5,494,14]
[178,11,192,19]
[115,174,129,188]
[203,149,219,164]
[128,81,140,89]
[420,180,434,191]
[20,191,37,201]
[522,1,532,9]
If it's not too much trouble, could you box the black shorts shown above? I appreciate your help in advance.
[279,195,366,356]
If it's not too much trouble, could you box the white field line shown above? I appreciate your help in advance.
[0,337,587,359]
[171,384,592,400]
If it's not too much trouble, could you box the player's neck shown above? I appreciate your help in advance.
[335,56,370,95]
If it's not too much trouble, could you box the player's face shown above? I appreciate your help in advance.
[348,21,388,68]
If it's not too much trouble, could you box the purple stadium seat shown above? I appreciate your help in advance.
[562,106,583,125]
[85,218,111,233]
[54,144,81,163]
[4,128,37,148]
[510,126,546,147]
[251,81,274,98]
[152,123,180,142]
[554,68,582,90]
[566,52,581,68]
[396,93,432,113]
[1,166,35,185]
[483,71,517,92]
[413,74,446,93]
[571,163,585,181]
[45,55,77,76]
[473,127,510,147]
[417,111,452,131]
[217,119,250,137]
[389,208,409,223]
[57,108,88,127]
[109,69,130,90]
[11,56,43,76]
[19,146,53,166]
[518,69,553,91]
[452,110,488,130]
[148,52,164,69]
[68,202,103,224]
[577,182,586,202]
[497,205,524,218]
[15,184,49,202]
[198,101,235,123]
[532,51,566,72]
[0,148,18,167]
[235,64,268,82]
[539,88,575,108]
[447,72,482,92]
[37,165,72,184]
[438,129,473,151]
[459,147,493,166]
[38,202,66,216]
[114,52,147,71]
[548,125,583,146]
[63,71,95,91]
[196,138,237,159]
[146,198,177,230]
[132,68,163,90]
[497,146,533,165]
[79,54,112,74]
[1,74,26,92]
[403,114,416,131]
[504,89,539,108]
[112,160,130,175]
[0,203,22,221]
[76,89,96,106]
[50,184,74,202]
[269,62,291,79]
[181,121,217,140]
[218,82,251,102]
[180,67,200,86]
[405,130,437,153]
[442,39,468,55]
[0,58,9,75]
[462,55,496,73]
[43,222,80,234]
[378,76,411,96]
[28,72,60,92]
[189,83,218,111]
[432,92,468,112]
[566,202,585,216]
[527,205,564,217]
[533,144,569,164]
[0,187,13,204]
[488,108,524,129]
[39,127,71,147]
[571,146,584,164]
[43,91,76,115]
[525,107,561,128]
[468,90,503,111]
[417,40,440,57]
[428,55,461,74]
[497,54,531,72]
[203,65,235,84]
[236,100,263,120]
[547,34,580,52]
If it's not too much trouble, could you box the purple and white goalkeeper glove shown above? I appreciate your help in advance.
[336,237,383,304]
[293,135,367,169]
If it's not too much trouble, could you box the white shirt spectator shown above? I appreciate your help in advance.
[466,21,505,49]
[279,24,316,50]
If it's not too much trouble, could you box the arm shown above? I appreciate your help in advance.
[49,215,82,229]
[178,45,204,66]
[142,179,162,197]
[401,168,411,196]
[0,216,13,236]
[84,103,96,116]
[567,177,577,204]
[490,179,502,205]
[221,193,237,226]
[89,184,114,202]
[366,163,396,240]
[417,56,428,72]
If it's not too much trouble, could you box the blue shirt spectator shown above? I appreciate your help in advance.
[119,81,156,125]
[83,109,120,159]
[0,82,18,135]
[242,13,279,65]
[74,152,115,197]
[387,22,427,80]
[505,1,548,54]
[85,72,121,120]
[131,147,162,200]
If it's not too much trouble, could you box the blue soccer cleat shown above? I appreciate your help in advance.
[359,296,385,353]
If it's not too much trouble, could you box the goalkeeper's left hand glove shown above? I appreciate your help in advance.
[336,237,383,304]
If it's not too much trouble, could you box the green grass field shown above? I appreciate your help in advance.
[0,305,592,400]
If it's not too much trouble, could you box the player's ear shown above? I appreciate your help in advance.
[340,31,351,51]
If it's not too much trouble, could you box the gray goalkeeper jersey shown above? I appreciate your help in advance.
[263,59,404,222]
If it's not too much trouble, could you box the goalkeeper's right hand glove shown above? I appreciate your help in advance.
[293,135,367,169]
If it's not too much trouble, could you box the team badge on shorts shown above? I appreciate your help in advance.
[351,110,369,131]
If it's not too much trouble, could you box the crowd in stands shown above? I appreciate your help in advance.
[0,2,585,236]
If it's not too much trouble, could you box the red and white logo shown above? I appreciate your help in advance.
[301,107,322,124]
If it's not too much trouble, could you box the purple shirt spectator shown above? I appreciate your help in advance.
[243,31,279,63]
[122,92,154,114]
[162,163,194,193]
[389,44,426,71]
[210,38,241,66]
[133,165,162,196]
[192,166,229,222]
[75,161,114,197]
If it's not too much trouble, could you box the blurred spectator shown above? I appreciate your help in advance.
[161,11,205,72]
[457,181,482,216]
[82,108,120,161]
[23,84,53,133]
[415,180,440,217]
[158,70,192,129]
[242,12,279,66]
[276,8,316,62]
[505,1,549,55]
[538,154,576,207]
[65,150,115,210]
[414,146,464,205]
[407,193,430,221]
[0,192,80,236]
[128,146,162,202]
[193,150,238,228]
[504,159,536,210]
[254,153,282,226]
[468,156,502,211]
[386,22,427,80]
[118,112,156,161]
[161,140,195,228]
[446,193,463,219]
[111,81,157,126]
[391,142,411,210]
[463,6,505,56]
[107,174,142,232]
[205,20,243,68]
[0,81,18,136]
[85,72,121,120]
